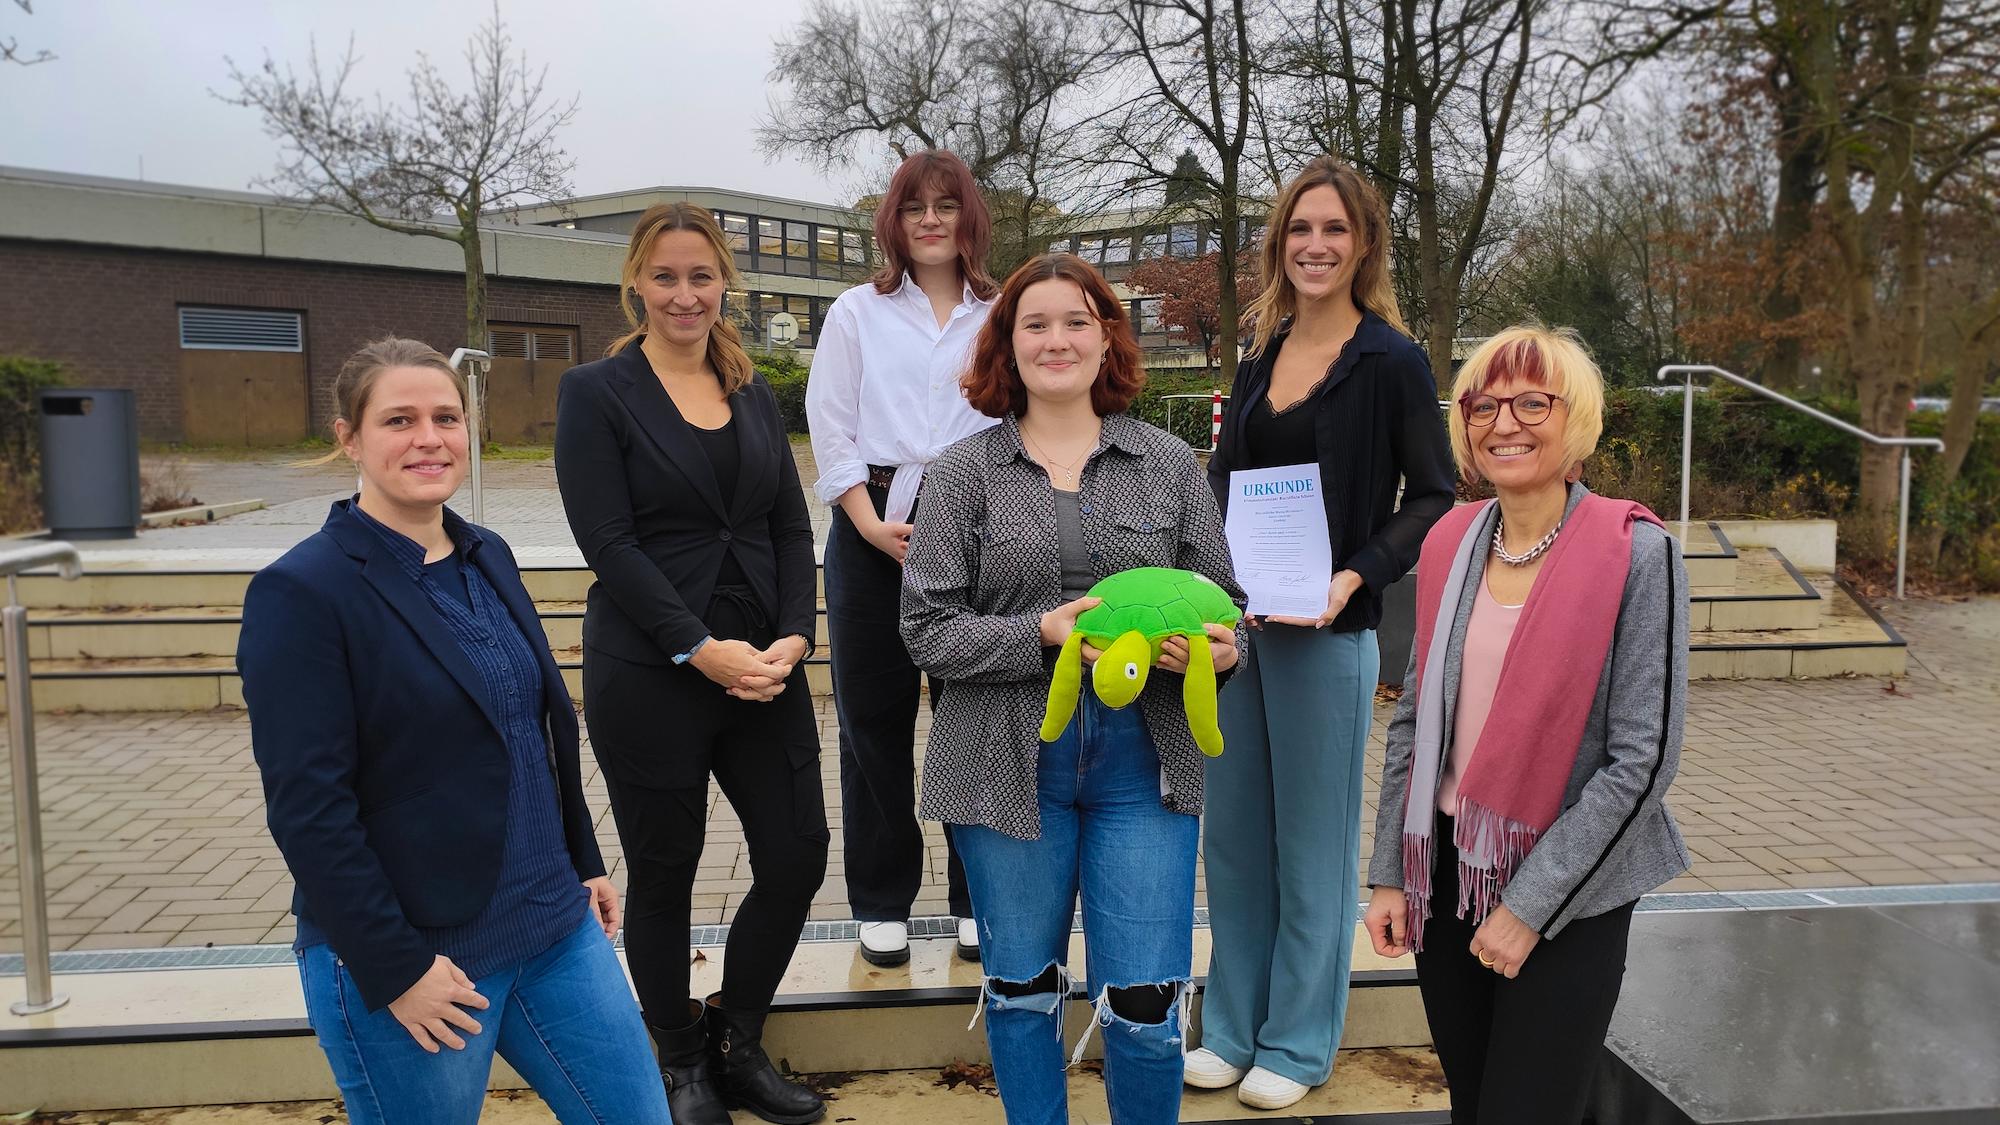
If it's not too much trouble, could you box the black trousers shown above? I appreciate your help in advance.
[1414,815,1634,1125]
[582,593,829,1022]
[824,489,971,921]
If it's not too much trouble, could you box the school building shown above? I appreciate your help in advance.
[0,165,1215,445]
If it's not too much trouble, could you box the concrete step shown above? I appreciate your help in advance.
[0,926,1434,1113]
[1689,572,1905,679]
[12,602,839,660]
[0,650,836,712]
[1666,520,1738,588]
[1690,546,1822,633]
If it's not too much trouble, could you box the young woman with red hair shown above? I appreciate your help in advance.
[900,253,1246,1124]
[806,150,998,966]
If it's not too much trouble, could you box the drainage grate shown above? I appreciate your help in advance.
[6,884,1993,977]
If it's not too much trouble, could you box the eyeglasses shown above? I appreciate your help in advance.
[898,199,963,224]
[1460,391,1563,427]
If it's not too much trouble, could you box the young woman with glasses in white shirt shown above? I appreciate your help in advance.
[805,149,999,967]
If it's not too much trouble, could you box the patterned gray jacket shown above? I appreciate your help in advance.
[900,413,1248,840]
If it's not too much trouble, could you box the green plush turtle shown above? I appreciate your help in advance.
[1040,567,1243,757]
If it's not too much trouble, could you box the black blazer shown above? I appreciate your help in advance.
[1208,310,1457,632]
[237,502,603,1011]
[554,341,817,666]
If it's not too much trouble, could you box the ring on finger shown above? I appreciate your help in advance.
[1477,952,1496,967]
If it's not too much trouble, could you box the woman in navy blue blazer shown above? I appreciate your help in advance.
[237,337,668,1125]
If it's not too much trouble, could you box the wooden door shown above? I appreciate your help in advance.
[179,350,309,445]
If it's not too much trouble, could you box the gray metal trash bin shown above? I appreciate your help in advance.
[38,388,140,540]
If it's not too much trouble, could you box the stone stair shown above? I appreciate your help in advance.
[1670,521,1905,679]
[0,522,1907,711]
[0,925,1449,1118]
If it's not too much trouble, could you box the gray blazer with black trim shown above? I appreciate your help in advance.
[1366,485,1693,937]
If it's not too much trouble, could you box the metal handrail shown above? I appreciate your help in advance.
[1656,365,1945,599]
[448,348,492,524]
[3,541,83,1016]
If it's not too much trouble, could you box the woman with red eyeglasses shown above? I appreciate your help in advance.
[1363,326,1691,1123]
[806,150,997,967]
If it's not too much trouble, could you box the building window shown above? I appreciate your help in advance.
[1103,235,1131,265]
[842,230,866,265]
[1168,224,1198,257]
[785,222,810,259]
[719,212,750,252]
[817,226,841,264]
[1134,300,1164,336]
[1076,237,1104,264]
[178,307,304,352]
[758,218,783,258]
[1140,229,1166,259]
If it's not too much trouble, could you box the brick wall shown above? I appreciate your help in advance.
[0,238,627,441]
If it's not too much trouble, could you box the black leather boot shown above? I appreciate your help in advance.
[705,995,827,1124]
[648,1001,730,1125]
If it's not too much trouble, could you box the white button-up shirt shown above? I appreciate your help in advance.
[805,275,997,524]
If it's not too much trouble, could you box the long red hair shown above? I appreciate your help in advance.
[961,254,1145,418]
[870,150,997,300]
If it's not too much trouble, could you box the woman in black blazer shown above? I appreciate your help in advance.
[239,338,667,1125]
[555,203,828,1125]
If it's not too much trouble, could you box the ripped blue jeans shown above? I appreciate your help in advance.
[952,693,1199,1125]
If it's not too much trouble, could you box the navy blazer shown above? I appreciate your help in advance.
[237,501,604,1010]
[553,341,817,666]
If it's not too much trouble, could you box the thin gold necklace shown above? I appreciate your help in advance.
[1021,426,1094,488]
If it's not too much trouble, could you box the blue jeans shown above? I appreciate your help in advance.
[1203,626,1377,1085]
[953,694,1199,1125]
[297,912,671,1124]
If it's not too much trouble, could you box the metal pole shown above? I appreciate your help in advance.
[1680,374,1694,526]
[468,364,484,525]
[447,348,491,526]
[1897,449,1912,600]
[6,603,66,1015]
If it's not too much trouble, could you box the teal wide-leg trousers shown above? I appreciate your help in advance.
[1200,625,1378,1085]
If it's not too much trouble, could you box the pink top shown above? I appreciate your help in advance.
[1439,573,1524,815]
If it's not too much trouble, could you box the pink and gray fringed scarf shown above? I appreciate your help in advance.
[1399,491,1661,952]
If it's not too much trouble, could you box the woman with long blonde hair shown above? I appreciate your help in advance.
[555,203,827,1125]
[1188,157,1455,1109]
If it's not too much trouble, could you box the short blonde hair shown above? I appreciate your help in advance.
[1446,326,1605,480]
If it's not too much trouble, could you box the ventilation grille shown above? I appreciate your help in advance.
[178,307,304,352]
[489,325,577,361]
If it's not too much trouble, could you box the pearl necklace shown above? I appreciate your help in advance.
[1492,517,1562,566]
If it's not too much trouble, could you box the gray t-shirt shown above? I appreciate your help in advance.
[1053,487,1094,602]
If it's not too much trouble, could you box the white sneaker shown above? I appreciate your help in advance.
[1237,1066,1310,1110]
[1183,1047,1246,1089]
[858,921,910,966]
[955,917,981,962]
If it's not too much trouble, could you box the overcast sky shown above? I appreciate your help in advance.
[2,0,867,206]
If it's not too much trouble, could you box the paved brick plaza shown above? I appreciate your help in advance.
[1,452,1995,953]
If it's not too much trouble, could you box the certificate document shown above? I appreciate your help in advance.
[1224,464,1333,618]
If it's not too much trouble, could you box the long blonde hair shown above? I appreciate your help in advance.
[609,203,756,393]
[1243,156,1409,358]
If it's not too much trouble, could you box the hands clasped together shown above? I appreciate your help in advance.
[690,634,809,702]
[1362,886,1542,978]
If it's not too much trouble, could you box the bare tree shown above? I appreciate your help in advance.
[1069,0,1280,385]
[219,7,578,352]
[3,0,53,65]
[760,0,1104,273]
[1807,0,2000,551]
